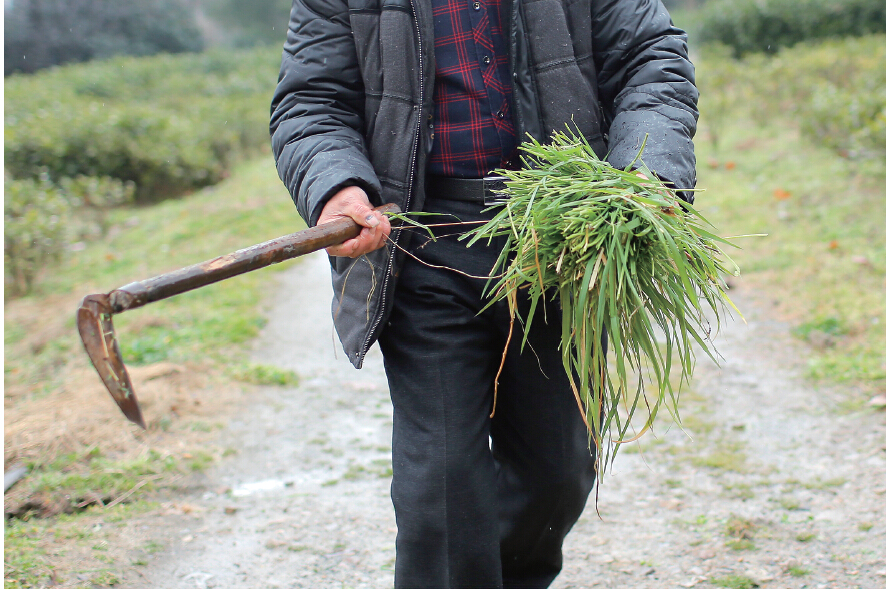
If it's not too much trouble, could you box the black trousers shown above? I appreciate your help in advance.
[378,196,599,589]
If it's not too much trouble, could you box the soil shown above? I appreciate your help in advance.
[108,252,885,589]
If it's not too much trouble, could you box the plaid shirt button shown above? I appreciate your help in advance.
[428,0,518,178]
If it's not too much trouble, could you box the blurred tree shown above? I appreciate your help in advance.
[4,0,204,76]
[202,0,291,47]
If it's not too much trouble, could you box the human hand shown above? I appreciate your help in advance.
[317,185,392,258]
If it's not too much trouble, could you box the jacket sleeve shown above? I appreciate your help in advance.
[592,0,699,202]
[270,0,382,226]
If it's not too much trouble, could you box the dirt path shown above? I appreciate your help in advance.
[121,253,886,589]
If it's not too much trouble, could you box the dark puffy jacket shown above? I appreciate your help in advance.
[270,0,699,369]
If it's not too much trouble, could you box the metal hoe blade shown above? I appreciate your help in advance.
[77,294,146,428]
[75,203,401,429]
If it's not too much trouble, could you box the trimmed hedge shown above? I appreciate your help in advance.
[4,47,279,202]
[697,0,886,56]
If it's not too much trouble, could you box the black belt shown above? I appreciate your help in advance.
[426,175,510,206]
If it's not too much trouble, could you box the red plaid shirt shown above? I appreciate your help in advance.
[427,0,518,178]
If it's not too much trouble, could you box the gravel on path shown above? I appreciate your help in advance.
[125,253,886,589]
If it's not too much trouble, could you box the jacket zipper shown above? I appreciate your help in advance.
[508,0,526,142]
[358,0,425,366]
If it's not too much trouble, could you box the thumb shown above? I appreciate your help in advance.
[351,202,380,228]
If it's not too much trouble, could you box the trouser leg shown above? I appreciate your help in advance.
[379,199,597,588]
[494,296,599,588]
[379,204,506,588]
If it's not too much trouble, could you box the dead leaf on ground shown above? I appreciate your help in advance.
[773,188,792,200]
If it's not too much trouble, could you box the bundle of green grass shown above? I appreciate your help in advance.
[461,131,741,474]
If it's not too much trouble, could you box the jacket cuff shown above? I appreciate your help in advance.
[606,110,697,205]
[308,177,383,228]
[283,148,381,227]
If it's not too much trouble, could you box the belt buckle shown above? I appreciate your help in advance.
[483,175,509,206]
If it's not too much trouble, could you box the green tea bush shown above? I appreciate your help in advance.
[60,175,136,210]
[795,39,886,158]
[4,175,71,296]
[4,47,278,202]
[60,175,136,238]
[698,36,886,160]
[697,0,886,56]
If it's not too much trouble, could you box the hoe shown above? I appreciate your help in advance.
[76,203,399,428]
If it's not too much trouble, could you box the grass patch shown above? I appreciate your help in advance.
[342,464,367,481]
[3,521,54,588]
[86,569,120,587]
[103,500,159,523]
[288,544,311,552]
[792,316,848,341]
[803,477,847,490]
[725,539,757,551]
[724,482,756,500]
[711,574,760,589]
[188,421,215,433]
[778,496,801,511]
[725,515,756,540]
[232,363,299,386]
[692,441,747,472]
[12,449,177,516]
[4,501,156,588]
[680,413,716,436]
[371,458,394,478]
[186,450,215,472]
[796,531,817,542]
[788,566,811,577]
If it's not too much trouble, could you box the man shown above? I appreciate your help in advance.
[270,0,698,586]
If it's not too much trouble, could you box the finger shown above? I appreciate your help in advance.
[326,225,381,258]
[372,218,392,251]
[323,203,392,258]
[357,212,391,251]
[363,211,380,228]
[326,238,360,258]
[348,202,380,229]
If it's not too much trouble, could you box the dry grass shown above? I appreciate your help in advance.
[5,362,238,467]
